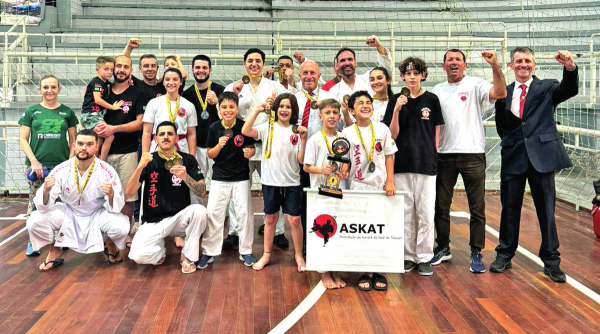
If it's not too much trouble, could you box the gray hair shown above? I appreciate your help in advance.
[510,47,535,63]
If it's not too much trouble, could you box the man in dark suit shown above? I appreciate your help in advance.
[490,47,577,283]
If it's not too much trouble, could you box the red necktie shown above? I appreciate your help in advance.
[518,84,527,119]
[301,91,313,128]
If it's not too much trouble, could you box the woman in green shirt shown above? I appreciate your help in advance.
[18,75,78,256]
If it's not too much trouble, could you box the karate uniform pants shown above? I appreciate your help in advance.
[227,160,285,235]
[27,203,129,252]
[203,180,253,256]
[129,204,207,264]
[395,173,436,264]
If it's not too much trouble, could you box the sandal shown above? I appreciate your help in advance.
[103,247,123,264]
[38,258,64,272]
[181,260,197,274]
[372,273,388,291]
[357,274,373,291]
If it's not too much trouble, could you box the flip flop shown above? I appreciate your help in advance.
[103,248,123,264]
[39,258,64,272]
[372,273,388,291]
[181,260,197,274]
[358,274,373,291]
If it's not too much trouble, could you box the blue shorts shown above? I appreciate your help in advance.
[262,185,302,216]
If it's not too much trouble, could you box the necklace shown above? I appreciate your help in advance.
[354,122,376,173]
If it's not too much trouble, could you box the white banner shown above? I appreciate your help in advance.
[305,189,405,273]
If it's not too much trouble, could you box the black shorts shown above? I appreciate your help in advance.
[262,184,302,216]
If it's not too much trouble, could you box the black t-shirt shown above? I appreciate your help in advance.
[383,91,444,175]
[104,86,148,155]
[205,120,255,182]
[182,82,225,148]
[140,151,204,223]
[81,76,110,113]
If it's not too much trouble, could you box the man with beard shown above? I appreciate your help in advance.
[127,121,208,274]
[431,49,507,273]
[26,129,130,270]
[319,35,392,102]
[95,55,146,234]
[182,55,224,181]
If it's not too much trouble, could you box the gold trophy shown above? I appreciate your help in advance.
[318,137,351,199]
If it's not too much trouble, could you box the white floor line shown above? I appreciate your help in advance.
[450,211,600,305]
[0,226,27,247]
[268,280,327,334]
[0,213,27,220]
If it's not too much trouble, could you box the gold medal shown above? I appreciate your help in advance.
[292,124,299,134]
[158,150,183,171]
[242,75,250,84]
[400,86,411,97]
[311,101,319,109]
[343,94,350,103]
[222,119,236,139]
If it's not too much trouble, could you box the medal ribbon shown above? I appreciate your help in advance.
[221,119,237,132]
[264,109,275,159]
[194,81,212,111]
[165,95,180,123]
[354,122,375,163]
[320,129,338,156]
[74,157,96,201]
[157,149,182,163]
[302,88,320,103]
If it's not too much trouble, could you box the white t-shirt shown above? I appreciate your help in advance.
[225,78,288,160]
[143,95,197,153]
[371,100,388,123]
[342,121,397,190]
[432,76,494,154]
[303,131,347,188]
[295,88,347,139]
[255,122,301,187]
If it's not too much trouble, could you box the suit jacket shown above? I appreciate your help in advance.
[495,67,578,174]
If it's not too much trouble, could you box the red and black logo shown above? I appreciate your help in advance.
[177,108,186,118]
[234,134,244,147]
[310,214,337,246]
[290,134,299,145]
[375,141,383,153]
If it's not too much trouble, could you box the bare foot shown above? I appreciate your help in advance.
[359,273,373,290]
[174,236,185,248]
[322,272,337,289]
[332,272,346,288]
[295,253,306,273]
[39,247,63,271]
[252,253,271,271]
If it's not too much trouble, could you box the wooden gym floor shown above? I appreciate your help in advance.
[0,193,598,334]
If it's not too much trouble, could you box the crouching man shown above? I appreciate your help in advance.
[126,121,208,274]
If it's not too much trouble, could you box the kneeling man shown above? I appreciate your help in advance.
[27,129,130,271]
[127,121,208,274]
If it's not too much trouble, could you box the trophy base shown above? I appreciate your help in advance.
[318,186,343,199]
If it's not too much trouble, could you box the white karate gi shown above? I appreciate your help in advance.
[26,157,129,253]
[129,204,207,264]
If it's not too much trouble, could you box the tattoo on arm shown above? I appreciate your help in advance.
[185,174,206,197]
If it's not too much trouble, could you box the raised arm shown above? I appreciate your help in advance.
[482,50,507,100]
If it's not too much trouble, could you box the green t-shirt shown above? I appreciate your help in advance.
[18,104,79,167]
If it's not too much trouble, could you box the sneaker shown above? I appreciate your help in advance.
[239,254,257,267]
[489,258,512,273]
[469,252,486,273]
[543,265,566,283]
[222,235,239,251]
[258,224,265,235]
[431,247,452,265]
[418,262,433,276]
[195,255,214,269]
[25,241,40,257]
[273,234,289,249]
[404,260,416,273]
